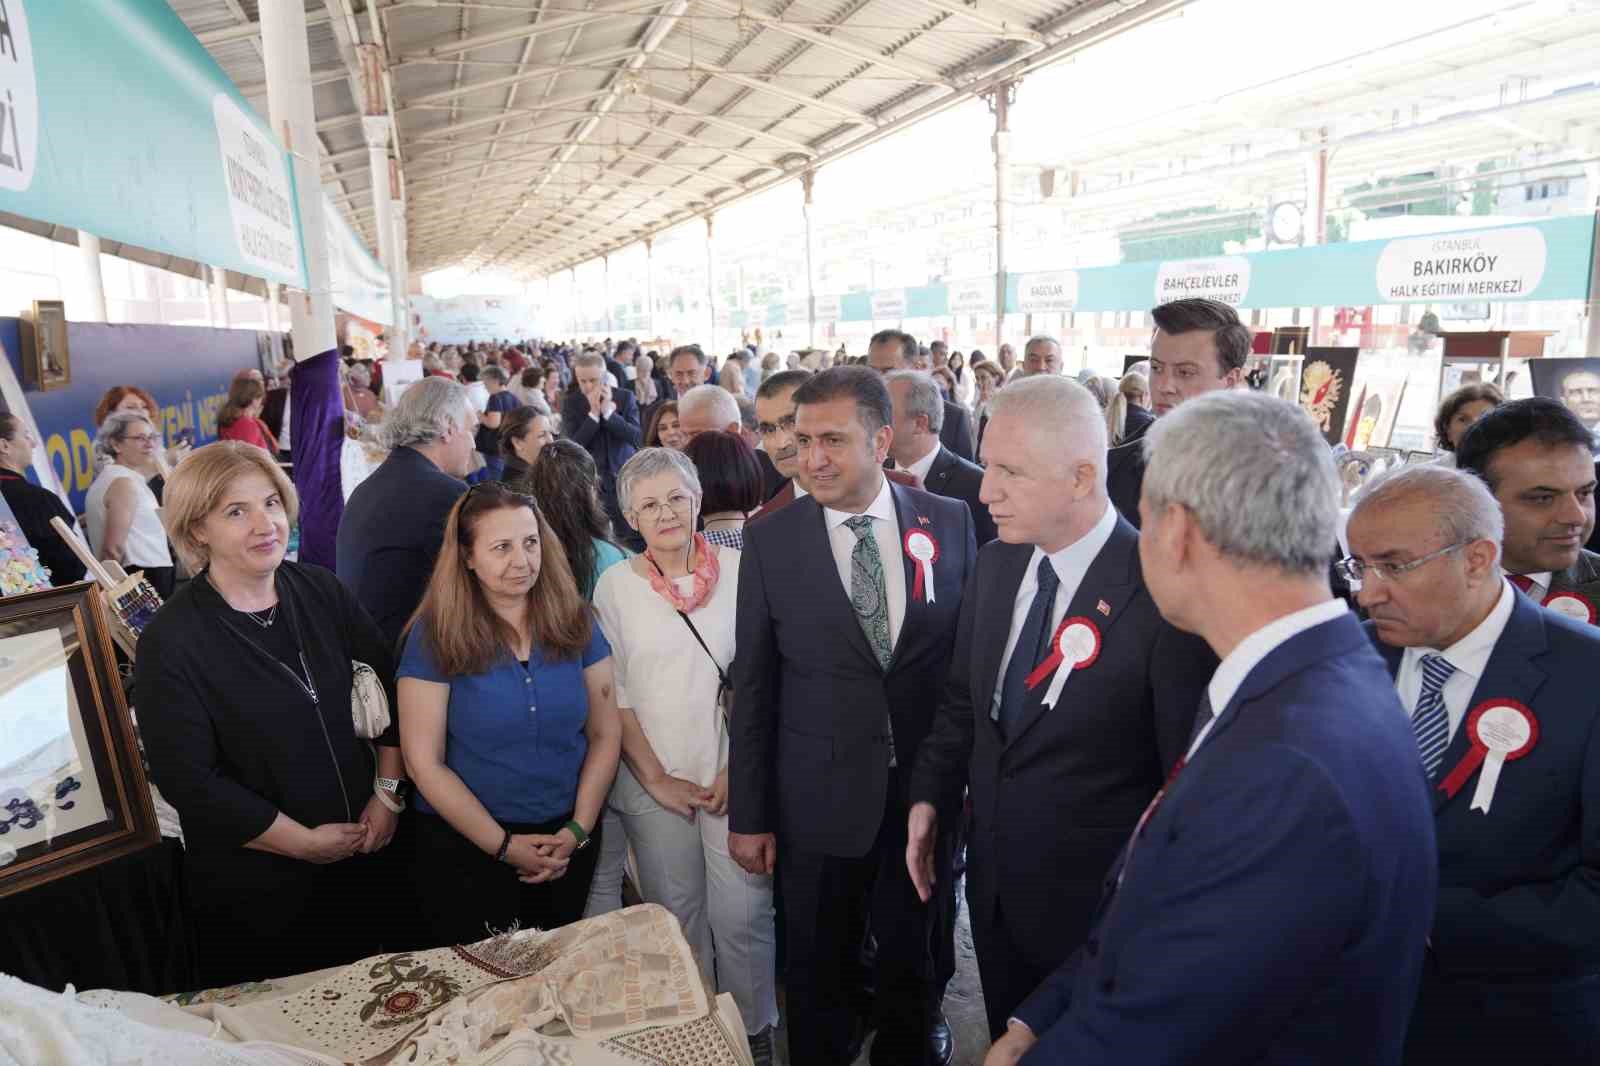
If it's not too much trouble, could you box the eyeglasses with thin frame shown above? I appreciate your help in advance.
[1334,540,1467,589]
[629,491,695,524]
[756,414,796,437]
[120,432,160,445]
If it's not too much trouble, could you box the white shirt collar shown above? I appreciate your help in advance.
[1032,501,1117,588]
[1203,598,1351,742]
[1514,571,1552,597]
[822,473,894,532]
[897,439,942,485]
[1400,578,1513,686]
[793,480,809,500]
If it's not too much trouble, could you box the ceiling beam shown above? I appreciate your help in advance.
[401,47,638,108]
[914,0,1049,44]
[404,91,614,141]
[639,93,818,153]
[651,49,875,125]
[198,10,333,46]
[694,0,949,85]
[393,0,672,64]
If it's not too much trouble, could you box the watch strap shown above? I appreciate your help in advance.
[563,819,590,850]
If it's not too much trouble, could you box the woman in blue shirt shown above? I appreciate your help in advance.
[399,482,622,947]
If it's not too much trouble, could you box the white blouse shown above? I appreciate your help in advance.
[85,464,171,569]
[592,551,739,789]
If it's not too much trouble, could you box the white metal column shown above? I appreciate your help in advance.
[262,0,336,359]
[266,281,281,334]
[645,238,656,340]
[802,170,817,349]
[77,231,108,322]
[391,168,411,358]
[211,267,231,328]
[991,83,1014,351]
[705,215,717,352]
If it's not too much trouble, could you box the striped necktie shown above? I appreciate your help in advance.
[1413,653,1455,780]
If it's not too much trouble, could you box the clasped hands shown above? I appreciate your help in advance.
[504,827,582,884]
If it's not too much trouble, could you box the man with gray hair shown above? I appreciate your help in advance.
[988,391,1437,1066]
[1020,336,1063,377]
[563,349,642,546]
[886,371,994,545]
[1346,464,1600,1063]
[677,383,743,444]
[908,375,1213,1039]
[337,376,475,645]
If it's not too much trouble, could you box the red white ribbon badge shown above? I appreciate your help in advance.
[1543,590,1597,625]
[1024,617,1101,709]
[1437,700,1539,814]
[904,528,940,604]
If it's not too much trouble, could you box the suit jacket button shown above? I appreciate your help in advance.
[1085,938,1099,958]
[1100,977,1116,994]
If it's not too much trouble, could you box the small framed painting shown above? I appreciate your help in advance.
[22,300,71,392]
[0,583,158,899]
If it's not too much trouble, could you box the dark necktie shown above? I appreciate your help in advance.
[1508,574,1534,594]
[997,556,1060,737]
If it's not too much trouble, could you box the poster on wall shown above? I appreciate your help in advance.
[1344,363,1411,451]
[412,295,539,344]
[1297,348,1358,446]
[1529,358,1600,445]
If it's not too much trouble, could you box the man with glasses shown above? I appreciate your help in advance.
[1345,463,1600,1063]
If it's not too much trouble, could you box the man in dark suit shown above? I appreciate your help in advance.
[730,367,976,1066]
[867,329,976,462]
[1106,298,1250,528]
[1457,397,1600,624]
[887,370,997,545]
[336,376,473,646]
[1347,464,1600,1062]
[562,349,641,543]
[610,339,637,392]
[666,343,713,400]
[751,370,812,513]
[907,375,1214,1037]
[987,391,1436,1065]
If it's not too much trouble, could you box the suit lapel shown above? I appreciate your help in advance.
[800,498,881,671]
[978,544,1033,738]
[1005,517,1142,748]
[924,446,954,495]
[888,480,923,664]
[1434,595,1549,815]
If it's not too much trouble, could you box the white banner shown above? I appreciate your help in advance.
[1376,226,1548,302]
[413,294,540,343]
[324,200,393,326]
[814,294,841,324]
[213,94,298,280]
[947,276,993,314]
[1016,270,1078,313]
[1155,256,1251,306]
[871,289,907,323]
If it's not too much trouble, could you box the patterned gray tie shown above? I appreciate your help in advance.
[845,515,896,765]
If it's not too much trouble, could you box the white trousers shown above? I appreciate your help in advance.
[603,763,779,1035]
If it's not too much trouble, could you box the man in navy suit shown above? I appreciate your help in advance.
[1346,464,1600,1063]
[730,367,976,1066]
[906,375,1215,1038]
[867,329,977,462]
[887,370,997,545]
[986,392,1437,1066]
[562,349,642,543]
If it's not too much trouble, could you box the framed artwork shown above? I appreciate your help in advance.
[1297,348,1359,446]
[1529,357,1600,443]
[0,583,158,899]
[21,300,71,392]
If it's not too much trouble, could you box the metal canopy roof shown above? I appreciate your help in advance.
[171,0,1191,282]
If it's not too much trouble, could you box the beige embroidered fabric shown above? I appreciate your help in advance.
[131,903,747,1066]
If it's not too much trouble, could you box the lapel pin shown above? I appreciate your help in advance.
[1097,599,1111,617]
[917,515,931,527]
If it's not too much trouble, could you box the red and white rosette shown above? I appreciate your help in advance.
[1437,700,1539,814]
[1543,590,1597,625]
[1024,616,1101,709]
[904,528,940,604]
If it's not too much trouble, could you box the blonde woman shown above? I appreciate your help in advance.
[1107,370,1154,446]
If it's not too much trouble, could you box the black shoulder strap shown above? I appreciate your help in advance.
[675,609,730,693]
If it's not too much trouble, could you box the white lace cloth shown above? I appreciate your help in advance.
[0,976,335,1066]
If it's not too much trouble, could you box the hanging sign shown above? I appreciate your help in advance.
[784,298,809,327]
[814,294,842,325]
[1016,270,1079,313]
[947,276,994,314]
[871,289,907,323]
[1375,226,1548,303]
[324,197,393,326]
[0,0,306,288]
[1154,256,1251,306]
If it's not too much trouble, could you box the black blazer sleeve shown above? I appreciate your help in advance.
[910,562,981,821]
[730,527,780,836]
[136,610,280,849]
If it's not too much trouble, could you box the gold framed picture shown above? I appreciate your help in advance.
[0,583,159,899]
[21,299,70,392]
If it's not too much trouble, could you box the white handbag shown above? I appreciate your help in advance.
[350,660,392,739]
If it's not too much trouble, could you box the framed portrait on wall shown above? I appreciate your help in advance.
[0,583,158,899]
[21,300,71,392]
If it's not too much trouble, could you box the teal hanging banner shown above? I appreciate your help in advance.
[0,0,306,288]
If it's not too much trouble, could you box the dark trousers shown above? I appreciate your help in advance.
[1404,964,1600,1065]
[970,901,1055,1040]
[781,768,946,1066]
[410,811,601,949]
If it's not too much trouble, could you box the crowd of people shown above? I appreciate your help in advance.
[24,295,1592,1066]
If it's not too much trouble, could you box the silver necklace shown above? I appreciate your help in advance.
[245,604,279,629]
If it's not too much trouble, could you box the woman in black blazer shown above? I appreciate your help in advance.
[0,414,86,585]
[137,443,406,987]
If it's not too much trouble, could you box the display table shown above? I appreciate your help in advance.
[0,837,195,996]
[2,904,751,1066]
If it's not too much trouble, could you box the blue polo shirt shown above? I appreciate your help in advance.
[399,623,611,823]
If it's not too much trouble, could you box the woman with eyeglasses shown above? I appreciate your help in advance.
[585,447,779,1054]
[85,410,175,597]
[398,483,622,948]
